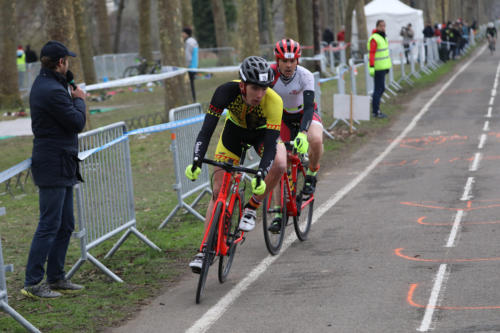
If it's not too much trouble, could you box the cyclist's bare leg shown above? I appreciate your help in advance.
[307,122,324,170]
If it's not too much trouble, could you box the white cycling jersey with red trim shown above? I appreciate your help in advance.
[271,64,315,114]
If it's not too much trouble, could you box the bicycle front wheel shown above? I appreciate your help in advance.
[196,202,222,304]
[262,178,287,255]
[218,196,241,283]
[293,167,314,241]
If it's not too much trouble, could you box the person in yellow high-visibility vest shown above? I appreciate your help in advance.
[17,45,26,88]
[367,20,392,119]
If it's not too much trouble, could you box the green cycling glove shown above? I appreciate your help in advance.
[294,132,309,154]
[185,164,201,181]
[251,177,266,195]
[369,67,375,77]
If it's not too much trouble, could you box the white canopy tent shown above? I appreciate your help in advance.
[352,0,425,63]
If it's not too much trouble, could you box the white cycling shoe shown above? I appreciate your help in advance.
[239,207,257,232]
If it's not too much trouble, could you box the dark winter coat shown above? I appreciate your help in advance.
[30,67,86,187]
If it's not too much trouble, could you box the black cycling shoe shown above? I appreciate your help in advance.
[268,216,282,234]
[302,175,317,195]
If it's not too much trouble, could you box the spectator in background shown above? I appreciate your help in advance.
[182,27,199,102]
[400,23,414,64]
[17,45,26,88]
[423,22,434,61]
[337,25,345,43]
[21,40,86,299]
[368,20,392,119]
[322,28,334,45]
[25,45,38,63]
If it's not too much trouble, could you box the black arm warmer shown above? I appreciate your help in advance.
[300,90,315,132]
[258,129,281,175]
[193,114,219,164]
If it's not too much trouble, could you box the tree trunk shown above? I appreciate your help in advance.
[355,0,368,54]
[258,0,274,45]
[73,0,97,85]
[284,0,299,40]
[312,0,322,72]
[332,0,341,37]
[43,0,84,81]
[95,0,112,54]
[181,0,194,28]
[0,0,22,109]
[158,0,190,110]
[237,0,260,60]
[139,0,153,63]
[211,0,232,65]
[326,0,337,34]
[344,0,360,59]
[296,0,314,57]
[113,0,125,53]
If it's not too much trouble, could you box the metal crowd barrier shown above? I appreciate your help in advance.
[0,175,40,332]
[159,103,211,228]
[0,231,40,332]
[67,122,161,283]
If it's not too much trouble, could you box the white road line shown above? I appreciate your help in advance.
[489,96,495,105]
[478,133,487,149]
[445,210,465,247]
[469,152,482,171]
[461,177,475,200]
[483,121,490,131]
[185,44,486,333]
[492,89,497,97]
[417,264,448,332]
[486,106,492,118]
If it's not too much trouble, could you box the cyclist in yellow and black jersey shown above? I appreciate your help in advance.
[185,56,287,273]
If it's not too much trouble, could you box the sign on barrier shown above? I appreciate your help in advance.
[159,103,212,228]
[67,122,161,283]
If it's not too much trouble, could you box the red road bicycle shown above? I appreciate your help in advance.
[262,142,314,255]
[193,151,261,304]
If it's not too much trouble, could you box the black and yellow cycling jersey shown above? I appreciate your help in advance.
[194,81,283,174]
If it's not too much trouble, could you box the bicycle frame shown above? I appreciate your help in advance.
[198,165,245,257]
[283,149,314,217]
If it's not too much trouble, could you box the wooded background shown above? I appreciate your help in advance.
[1,0,499,110]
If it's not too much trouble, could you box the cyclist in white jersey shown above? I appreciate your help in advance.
[270,39,323,195]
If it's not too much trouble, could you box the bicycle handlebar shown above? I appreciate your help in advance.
[193,156,262,178]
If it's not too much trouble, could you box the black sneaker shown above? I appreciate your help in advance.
[21,282,62,299]
[49,279,84,293]
[373,112,387,119]
[268,216,282,234]
[302,175,317,195]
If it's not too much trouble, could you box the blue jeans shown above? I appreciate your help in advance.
[24,186,75,286]
[372,70,387,115]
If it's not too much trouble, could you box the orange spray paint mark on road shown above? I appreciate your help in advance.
[394,248,500,263]
[401,200,500,212]
[416,216,500,226]
[408,284,500,310]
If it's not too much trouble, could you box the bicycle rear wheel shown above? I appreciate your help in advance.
[218,196,241,283]
[196,202,222,304]
[262,179,287,255]
[293,167,314,241]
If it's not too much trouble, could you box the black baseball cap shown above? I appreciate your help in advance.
[40,40,76,60]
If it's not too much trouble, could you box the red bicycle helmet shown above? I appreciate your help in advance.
[274,39,301,61]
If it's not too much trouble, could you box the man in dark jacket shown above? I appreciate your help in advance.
[21,40,86,299]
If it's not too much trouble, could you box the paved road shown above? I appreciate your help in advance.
[110,44,500,333]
